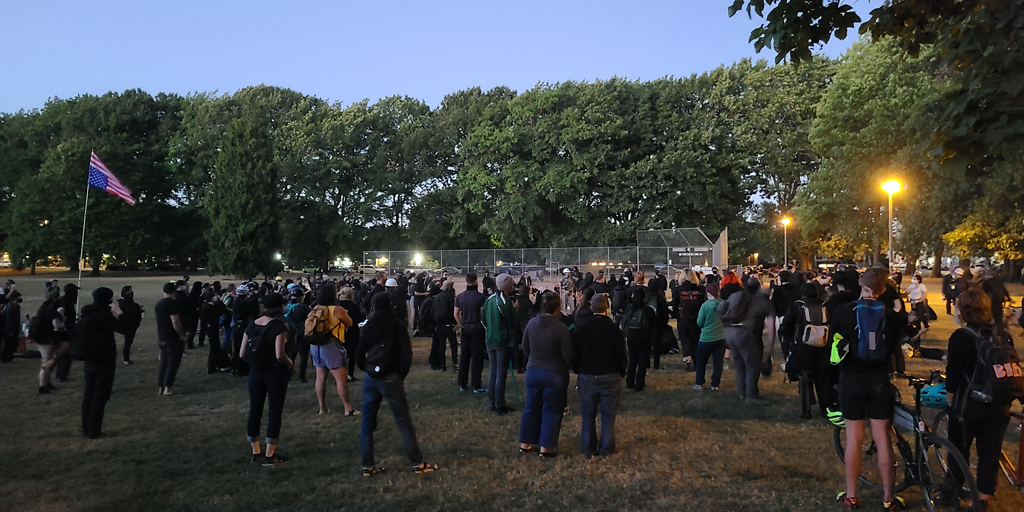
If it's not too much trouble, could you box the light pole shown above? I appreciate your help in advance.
[881,180,902,268]
[781,217,791,268]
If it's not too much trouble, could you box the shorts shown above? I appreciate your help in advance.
[838,372,894,421]
[39,343,56,364]
[310,341,347,370]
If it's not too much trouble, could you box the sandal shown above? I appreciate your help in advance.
[344,408,360,417]
[539,451,558,459]
[362,466,385,477]
[413,462,439,474]
[836,492,860,510]
[519,445,534,453]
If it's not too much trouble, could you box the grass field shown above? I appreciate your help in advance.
[2,270,1022,512]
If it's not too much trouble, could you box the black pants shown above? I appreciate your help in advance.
[1,332,17,362]
[205,323,221,371]
[343,330,358,377]
[437,324,458,367]
[458,325,485,390]
[82,360,116,438]
[55,350,72,381]
[650,325,664,369]
[122,327,138,362]
[947,404,1012,496]
[428,329,445,370]
[626,339,650,390]
[247,365,290,443]
[798,368,831,416]
[158,339,184,387]
[232,320,249,377]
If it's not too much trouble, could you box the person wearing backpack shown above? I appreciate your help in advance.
[355,292,439,477]
[673,269,705,372]
[240,293,294,466]
[779,283,830,419]
[647,280,670,371]
[945,289,1021,509]
[78,287,126,439]
[307,283,357,416]
[718,277,777,405]
[619,287,655,391]
[830,268,907,511]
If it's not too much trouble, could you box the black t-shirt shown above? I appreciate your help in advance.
[244,318,289,370]
[155,297,181,341]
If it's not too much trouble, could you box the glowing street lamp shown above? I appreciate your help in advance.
[881,180,902,267]
[781,217,791,267]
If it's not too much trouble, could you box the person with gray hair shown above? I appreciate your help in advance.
[572,293,627,457]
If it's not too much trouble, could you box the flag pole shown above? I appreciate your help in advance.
[78,152,93,291]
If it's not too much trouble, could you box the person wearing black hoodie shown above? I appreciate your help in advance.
[78,287,125,439]
[620,288,655,391]
[779,283,830,419]
[118,286,144,365]
[356,292,439,477]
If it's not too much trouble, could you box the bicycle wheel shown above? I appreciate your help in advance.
[922,435,979,512]
[932,409,979,475]
[834,425,907,491]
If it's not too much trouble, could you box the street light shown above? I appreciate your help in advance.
[881,180,902,268]
[781,217,791,268]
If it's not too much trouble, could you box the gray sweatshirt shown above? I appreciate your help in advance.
[522,314,575,374]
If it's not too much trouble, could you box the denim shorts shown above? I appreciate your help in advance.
[310,341,347,369]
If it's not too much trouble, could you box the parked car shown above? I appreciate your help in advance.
[157,261,181,271]
[105,263,127,271]
[440,266,462,275]
[358,265,383,274]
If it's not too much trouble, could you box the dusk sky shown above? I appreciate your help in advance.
[1,1,858,113]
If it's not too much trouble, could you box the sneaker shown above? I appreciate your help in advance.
[262,453,287,466]
[473,388,487,394]
[836,492,860,510]
[882,496,906,511]
[459,387,468,392]
[710,386,719,391]
[249,453,263,464]
[692,384,703,391]
[123,360,133,365]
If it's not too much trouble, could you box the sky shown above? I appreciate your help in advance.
[0,1,859,113]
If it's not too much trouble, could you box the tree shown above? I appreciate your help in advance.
[730,0,1024,176]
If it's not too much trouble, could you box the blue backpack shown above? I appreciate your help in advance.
[852,299,889,361]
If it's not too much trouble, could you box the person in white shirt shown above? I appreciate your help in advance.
[904,273,929,328]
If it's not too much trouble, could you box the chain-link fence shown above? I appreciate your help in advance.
[361,246,716,278]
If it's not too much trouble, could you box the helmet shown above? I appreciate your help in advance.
[236,284,249,293]
[826,406,845,427]
[920,382,948,409]
[384,278,398,287]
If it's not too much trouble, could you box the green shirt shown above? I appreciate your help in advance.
[696,297,724,342]
[481,291,518,349]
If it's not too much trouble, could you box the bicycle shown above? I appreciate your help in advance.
[933,405,1024,494]
[834,371,979,511]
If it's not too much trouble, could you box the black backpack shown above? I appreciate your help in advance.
[959,326,1024,406]
[622,307,649,341]
[244,318,283,370]
[364,322,396,378]
[28,314,52,345]
[419,296,437,335]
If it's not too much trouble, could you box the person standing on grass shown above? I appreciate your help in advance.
[288,286,312,383]
[232,284,258,377]
[356,292,439,477]
[455,273,487,393]
[337,286,364,382]
[481,273,519,415]
[117,286,143,365]
[433,279,459,371]
[201,292,227,374]
[78,287,125,439]
[309,283,358,416]
[620,287,654,391]
[240,293,293,466]
[831,267,906,511]
[155,282,186,396]
[718,277,776,405]
[945,289,1016,510]
[519,291,575,458]
[693,283,725,391]
[2,291,22,365]
[573,293,627,458]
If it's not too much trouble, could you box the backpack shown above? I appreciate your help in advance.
[418,296,437,335]
[28,314,51,345]
[959,327,1024,406]
[364,323,396,378]
[244,318,283,370]
[851,299,889,362]
[799,301,829,347]
[611,288,628,314]
[720,291,751,324]
[647,292,666,324]
[304,305,340,346]
[283,303,302,334]
[623,307,649,341]
[677,289,702,320]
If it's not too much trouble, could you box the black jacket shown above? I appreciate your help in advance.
[78,303,126,362]
[573,314,627,377]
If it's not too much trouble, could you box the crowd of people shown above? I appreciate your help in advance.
[0,263,1021,508]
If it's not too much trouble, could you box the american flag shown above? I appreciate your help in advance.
[88,152,135,205]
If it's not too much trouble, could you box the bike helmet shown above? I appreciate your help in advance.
[826,406,845,427]
[920,382,948,409]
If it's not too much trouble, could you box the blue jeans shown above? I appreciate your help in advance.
[695,339,726,387]
[487,347,511,409]
[221,319,233,351]
[518,367,568,450]
[361,374,423,468]
[577,373,622,456]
